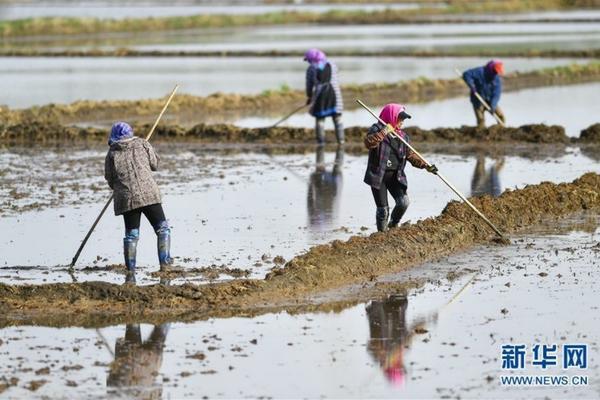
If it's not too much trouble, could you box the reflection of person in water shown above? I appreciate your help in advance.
[107,323,170,399]
[307,145,344,230]
[471,154,505,197]
[366,294,432,386]
[366,295,409,386]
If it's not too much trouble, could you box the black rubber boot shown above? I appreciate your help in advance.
[376,207,390,232]
[388,194,410,229]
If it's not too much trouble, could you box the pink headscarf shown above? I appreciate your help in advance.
[379,103,408,128]
[384,366,405,387]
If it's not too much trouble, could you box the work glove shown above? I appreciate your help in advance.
[426,164,438,175]
[469,86,476,96]
[383,124,397,137]
[364,130,386,149]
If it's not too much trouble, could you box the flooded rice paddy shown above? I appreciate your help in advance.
[4,22,599,54]
[1,4,599,398]
[237,82,600,137]
[0,215,598,398]
[0,1,432,20]
[1,143,598,286]
[0,56,587,108]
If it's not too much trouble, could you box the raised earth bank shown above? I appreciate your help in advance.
[2,49,599,59]
[0,0,595,38]
[1,121,598,145]
[1,172,598,328]
[1,63,598,126]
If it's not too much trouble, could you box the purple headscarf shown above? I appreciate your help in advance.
[109,122,134,145]
[304,48,327,65]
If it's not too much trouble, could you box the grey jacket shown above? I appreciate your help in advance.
[104,137,161,215]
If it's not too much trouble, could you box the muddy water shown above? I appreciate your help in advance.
[431,10,600,21]
[0,56,585,108]
[5,22,599,53]
[237,82,600,137]
[0,2,430,20]
[1,144,598,285]
[0,216,597,398]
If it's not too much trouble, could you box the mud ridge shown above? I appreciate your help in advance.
[0,172,598,327]
[2,120,597,145]
[1,63,598,126]
[2,49,599,59]
[580,123,600,143]
[0,0,596,38]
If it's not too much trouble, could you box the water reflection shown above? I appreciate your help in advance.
[366,295,410,386]
[307,145,344,232]
[107,323,170,399]
[366,294,433,386]
[471,154,504,197]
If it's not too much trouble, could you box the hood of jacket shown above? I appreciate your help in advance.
[109,136,138,151]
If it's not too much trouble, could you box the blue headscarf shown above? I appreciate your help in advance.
[108,122,134,145]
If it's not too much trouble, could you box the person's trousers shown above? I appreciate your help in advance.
[474,105,505,128]
[123,203,166,231]
[316,114,344,144]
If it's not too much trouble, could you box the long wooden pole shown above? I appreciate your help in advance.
[268,104,307,129]
[69,85,179,269]
[356,99,505,238]
[455,68,505,126]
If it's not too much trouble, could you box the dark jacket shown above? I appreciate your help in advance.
[363,122,427,190]
[462,66,502,112]
[306,61,343,117]
[104,137,161,215]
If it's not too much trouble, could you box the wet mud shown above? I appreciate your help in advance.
[1,172,598,328]
[145,122,578,144]
[580,122,600,143]
[2,120,596,146]
[1,63,598,127]
[2,48,599,59]
[0,141,591,219]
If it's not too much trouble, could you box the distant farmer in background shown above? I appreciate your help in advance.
[462,60,505,128]
[104,122,172,283]
[304,48,344,144]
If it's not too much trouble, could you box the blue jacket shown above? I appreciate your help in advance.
[462,66,502,112]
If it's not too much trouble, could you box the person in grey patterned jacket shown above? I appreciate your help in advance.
[304,48,344,144]
[104,122,172,282]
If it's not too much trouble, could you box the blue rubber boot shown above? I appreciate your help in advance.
[123,228,139,283]
[156,221,172,272]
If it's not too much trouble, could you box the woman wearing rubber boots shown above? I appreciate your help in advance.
[104,122,172,283]
[304,48,344,144]
[363,104,438,231]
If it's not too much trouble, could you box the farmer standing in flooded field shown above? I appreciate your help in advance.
[304,48,345,144]
[364,104,438,232]
[104,122,172,283]
[462,60,506,128]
